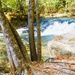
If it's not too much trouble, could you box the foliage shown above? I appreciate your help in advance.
[0,62,9,73]
[1,0,75,16]
[2,0,17,12]
[1,0,75,27]
[0,39,8,62]
[39,0,75,16]
[0,38,9,73]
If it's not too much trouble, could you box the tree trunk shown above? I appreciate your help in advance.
[10,24,30,62]
[28,0,37,61]
[35,0,41,62]
[0,1,28,74]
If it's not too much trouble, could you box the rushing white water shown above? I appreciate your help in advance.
[16,27,29,35]
[41,21,75,36]
[16,18,75,36]
[0,18,75,37]
[17,22,75,36]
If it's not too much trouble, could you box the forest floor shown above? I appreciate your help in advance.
[2,57,75,75]
[31,57,75,75]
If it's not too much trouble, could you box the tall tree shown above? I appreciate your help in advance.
[28,0,37,61]
[35,0,41,62]
[0,0,29,74]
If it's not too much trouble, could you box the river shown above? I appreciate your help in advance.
[1,17,75,60]
[16,17,75,46]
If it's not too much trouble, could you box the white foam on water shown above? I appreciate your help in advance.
[0,19,75,37]
[16,27,28,35]
[41,21,75,36]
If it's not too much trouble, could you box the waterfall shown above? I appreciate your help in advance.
[0,18,75,37]
[41,21,75,36]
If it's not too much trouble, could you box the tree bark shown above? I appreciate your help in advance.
[10,24,30,62]
[35,0,41,62]
[0,1,28,74]
[28,0,37,61]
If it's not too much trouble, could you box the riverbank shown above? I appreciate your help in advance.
[41,12,75,18]
[3,12,75,30]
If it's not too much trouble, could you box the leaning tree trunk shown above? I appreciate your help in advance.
[0,1,29,74]
[9,24,30,62]
[35,0,41,62]
[0,8,38,75]
[28,0,37,61]
[0,13,27,75]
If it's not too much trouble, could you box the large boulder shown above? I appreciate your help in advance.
[47,36,75,58]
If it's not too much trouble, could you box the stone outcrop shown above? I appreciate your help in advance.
[47,35,75,58]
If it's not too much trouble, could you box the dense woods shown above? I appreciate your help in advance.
[0,0,75,75]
